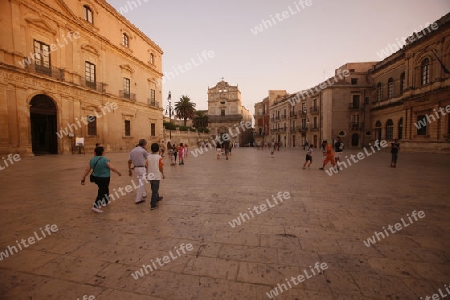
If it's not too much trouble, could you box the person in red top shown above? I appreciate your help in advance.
[319,140,336,171]
[178,143,184,165]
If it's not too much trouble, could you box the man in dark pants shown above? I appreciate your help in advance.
[391,139,400,167]
[222,137,230,160]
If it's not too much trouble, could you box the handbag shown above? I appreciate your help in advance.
[89,157,102,183]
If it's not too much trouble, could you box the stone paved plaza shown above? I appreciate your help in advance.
[0,146,449,299]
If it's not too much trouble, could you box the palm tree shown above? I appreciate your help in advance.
[174,95,196,126]
[192,110,208,129]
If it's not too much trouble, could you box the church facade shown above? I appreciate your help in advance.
[207,80,253,145]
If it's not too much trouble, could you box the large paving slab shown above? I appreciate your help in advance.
[0,146,449,299]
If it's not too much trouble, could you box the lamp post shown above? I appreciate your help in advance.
[165,91,174,139]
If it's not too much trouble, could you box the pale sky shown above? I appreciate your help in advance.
[106,0,449,116]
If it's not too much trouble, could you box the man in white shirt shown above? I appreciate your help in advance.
[128,139,149,204]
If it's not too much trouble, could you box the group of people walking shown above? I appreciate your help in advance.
[166,142,188,166]
[81,139,165,213]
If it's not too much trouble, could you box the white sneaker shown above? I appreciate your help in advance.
[91,207,103,213]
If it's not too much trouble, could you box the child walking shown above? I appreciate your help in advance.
[146,143,165,210]
[303,145,313,169]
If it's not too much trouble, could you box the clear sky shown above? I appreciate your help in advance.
[106,0,449,116]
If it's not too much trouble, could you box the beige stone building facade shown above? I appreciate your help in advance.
[0,0,163,155]
[207,79,252,145]
[257,63,376,149]
[256,13,450,152]
[370,13,450,151]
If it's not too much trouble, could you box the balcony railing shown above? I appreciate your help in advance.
[148,98,159,107]
[297,126,308,132]
[80,79,107,93]
[25,64,65,80]
[279,128,287,132]
[281,114,287,120]
[349,103,362,110]
[272,128,278,133]
[309,107,319,114]
[349,122,362,130]
[119,90,136,101]
[290,112,298,118]
[310,126,319,131]
[299,110,307,116]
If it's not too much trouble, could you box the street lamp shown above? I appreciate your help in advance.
[165,91,174,139]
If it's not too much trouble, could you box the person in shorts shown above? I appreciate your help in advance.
[303,145,313,169]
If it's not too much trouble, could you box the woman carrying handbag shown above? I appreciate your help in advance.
[81,146,122,213]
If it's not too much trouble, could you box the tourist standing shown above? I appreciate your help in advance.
[146,143,165,210]
[178,143,185,165]
[334,137,344,171]
[222,138,230,160]
[319,140,336,171]
[303,145,313,169]
[391,139,400,167]
[81,146,122,213]
[128,139,149,204]
[173,144,178,164]
[167,142,175,166]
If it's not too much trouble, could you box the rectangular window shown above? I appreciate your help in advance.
[301,103,306,113]
[122,33,129,47]
[151,123,156,136]
[313,117,317,128]
[221,109,225,116]
[33,40,51,75]
[352,115,359,128]
[301,118,306,128]
[125,120,131,136]
[416,115,427,135]
[123,78,130,97]
[87,116,97,135]
[388,81,394,98]
[351,78,358,85]
[85,61,96,88]
[83,6,93,24]
[352,95,360,109]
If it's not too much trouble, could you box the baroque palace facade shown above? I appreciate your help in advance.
[0,0,163,155]
[207,79,252,146]
[255,13,450,152]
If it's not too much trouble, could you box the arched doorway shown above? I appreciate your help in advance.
[30,94,58,154]
[351,133,359,146]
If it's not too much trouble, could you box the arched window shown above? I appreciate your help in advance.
[375,121,382,141]
[388,78,394,98]
[421,58,430,85]
[377,83,382,102]
[122,33,129,48]
[386,119,394,140]
[398,118,403,140]
[83,5,93,24]
[400,73,405,94]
